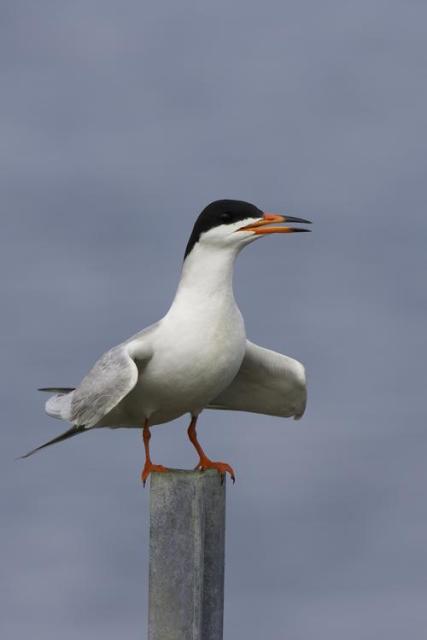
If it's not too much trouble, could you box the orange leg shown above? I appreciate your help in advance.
[141,421,168,487]
[187,416,235,483]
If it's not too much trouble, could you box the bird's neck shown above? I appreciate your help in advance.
[168,244,239,314]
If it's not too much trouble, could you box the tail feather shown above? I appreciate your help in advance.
[19,425,86,459]
[38,387,74,421]
[38,387,76,393]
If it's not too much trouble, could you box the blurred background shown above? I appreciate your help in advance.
[1,1,426,638]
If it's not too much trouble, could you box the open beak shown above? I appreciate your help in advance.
[238,213,312,234]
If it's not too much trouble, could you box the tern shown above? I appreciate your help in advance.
[23,200,310,484]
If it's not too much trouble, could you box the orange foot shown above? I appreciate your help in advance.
[141,462,168,487]
[195,457,236,484]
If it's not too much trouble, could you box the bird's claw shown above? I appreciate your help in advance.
[195,458,236,484]
[141,463,168,487]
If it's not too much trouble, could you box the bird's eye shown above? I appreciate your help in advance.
[220,211,232,223]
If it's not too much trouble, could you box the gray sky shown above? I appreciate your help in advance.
[1,1,426,638]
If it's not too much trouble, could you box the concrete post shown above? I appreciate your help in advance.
[148,469,226,640]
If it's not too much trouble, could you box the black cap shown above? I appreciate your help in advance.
[184,199,262,259]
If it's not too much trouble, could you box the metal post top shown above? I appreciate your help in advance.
[150,468,226,481]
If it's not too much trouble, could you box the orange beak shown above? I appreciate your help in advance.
[238,213,311,234]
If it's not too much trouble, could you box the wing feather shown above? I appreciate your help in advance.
[69,344,149,427]
[208,340,307,419]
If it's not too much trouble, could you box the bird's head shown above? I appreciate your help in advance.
[184,199,311,259]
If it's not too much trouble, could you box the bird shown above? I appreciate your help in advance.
[22,199,311,485]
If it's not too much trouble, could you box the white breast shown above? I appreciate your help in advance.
[136,299,246,424]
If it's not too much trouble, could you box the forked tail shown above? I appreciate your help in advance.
[19,424,86,459]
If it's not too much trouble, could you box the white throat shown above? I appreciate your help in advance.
[168,243,240,315]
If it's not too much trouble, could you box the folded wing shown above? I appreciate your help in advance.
[40,347,148,426]
[208,340,307,419]
[25,341,153,459]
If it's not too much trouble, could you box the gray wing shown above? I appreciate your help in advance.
[208,340,307,419]
[70,343,151,428]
